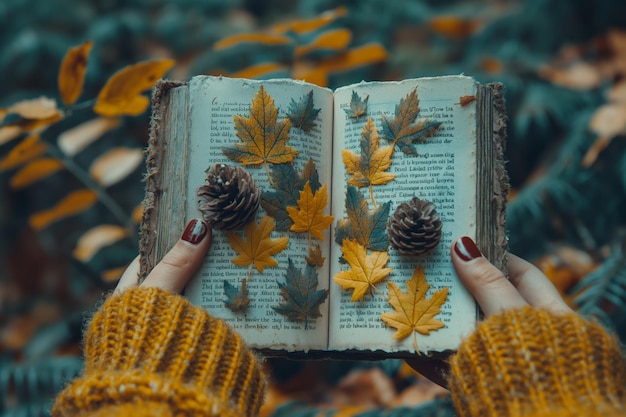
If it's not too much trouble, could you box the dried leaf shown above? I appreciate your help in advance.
[0,126,23,145]
[292,43,388,88]
[90,147,144,187]
[214,33,293,50]
[58,117,121,156]
[227,215,289,273]
[272,259,329,326]
[73,224,128,262]
[287,181,334,240]
[230,62,289,79]
[0,134,47,171]
[102,266,126,283]
[427,15,481,38]
[342,117,395,189]
[335,185,390,251]
[294,28,352,58]
[131,204,143,224]
[1,97,63,133]
[380,89,442,155]
[261,159,320,231]
[301,158,320,192]
[538,62,602,90]
[608,81,626,103]
[287,90,321,132]
[224,279,251,314]
[380,265,448,351]
[58,41,93,106]
[344,90,368,118]
[10,157,64,189]
[588,103,626,138]
[459,95,476,106]
[5,97,61,120]
[305,244,325,267]
[272,7,348,35]
[582,103,626,167]
[333,239,392,302]
[29,189,98,231]
[223,86,298,168]
[94,59,175,117]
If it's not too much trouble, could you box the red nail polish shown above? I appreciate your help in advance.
[182,219,208,244]
[454,236,482,261]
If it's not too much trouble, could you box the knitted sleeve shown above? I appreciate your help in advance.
[448,307,626,417]
[52,287,266,417]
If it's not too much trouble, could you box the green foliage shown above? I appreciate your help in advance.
[0,356,83,416]
[287,90,321,132]
[272,259,329,328]
[573,235,626,336]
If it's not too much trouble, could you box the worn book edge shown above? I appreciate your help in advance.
[139,78,509,359]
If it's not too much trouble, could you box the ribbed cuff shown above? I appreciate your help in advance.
[53,287,265,417]
[448,307,626,417]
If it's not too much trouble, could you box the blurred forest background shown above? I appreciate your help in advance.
[2,0,626,415]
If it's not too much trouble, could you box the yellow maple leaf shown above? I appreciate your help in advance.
[286,181,333,240]
[224,86,298,174]
[380,264,448,352]
[227,215,289,273]
[94,59,175,117]
[58,41,93,106]
[342,117,395,191]
[333,239,392,301]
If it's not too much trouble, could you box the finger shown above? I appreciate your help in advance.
[451,236,527,316]
[507,253,573,314]
[115,255,141,294]
[142,219,212,293]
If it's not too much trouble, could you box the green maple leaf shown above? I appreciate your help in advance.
[224,279,251,314]
[287,90,321,132]
[344,90,368,119]
[272,259,329,329]
[335,185,390,252]
[260,159,320,231]
[380,88,442,155]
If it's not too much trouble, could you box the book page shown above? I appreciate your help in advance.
[329,76,479,354]
[183,76,334,351]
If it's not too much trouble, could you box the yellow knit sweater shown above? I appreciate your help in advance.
[53,287,626,417]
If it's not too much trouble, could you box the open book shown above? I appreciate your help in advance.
[140,75,508,358]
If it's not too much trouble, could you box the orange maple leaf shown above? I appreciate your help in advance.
[94,59,175,117]
[227,215,289,273]
[286,181,333,240]
[58,41,93,106]
[333,239,392,302]
[223,86,298,177]
[342,117,394,203]
[380,264,448,352]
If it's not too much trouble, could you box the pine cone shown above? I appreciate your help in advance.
[388,197,442,256]
[197,163,260,230]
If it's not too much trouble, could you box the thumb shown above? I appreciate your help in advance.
[141,219,212,293]
[451,236,527,316]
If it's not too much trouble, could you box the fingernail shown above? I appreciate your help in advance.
[454,236,482,261]
[181,219,208,244]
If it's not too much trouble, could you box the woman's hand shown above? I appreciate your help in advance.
[451,236,571,317]
[406,236,571,386]
[115,218,212,294]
